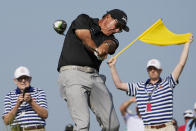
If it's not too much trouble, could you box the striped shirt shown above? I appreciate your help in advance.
[2,86,48,127]
[127,74,178,125]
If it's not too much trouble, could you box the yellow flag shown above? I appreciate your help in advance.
[114,19,191,58]
[139,19,191,46]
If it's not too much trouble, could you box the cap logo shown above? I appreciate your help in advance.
[20,68,26,73]
[122,16,127,23]
[151,60,156,64]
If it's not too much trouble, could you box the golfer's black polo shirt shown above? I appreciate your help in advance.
[57,14,119,72]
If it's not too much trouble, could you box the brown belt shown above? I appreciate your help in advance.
[151,124,166,129]
[145,121,172,129]
[23,125,44,130]
[60,65,98,73]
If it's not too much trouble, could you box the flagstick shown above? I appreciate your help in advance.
[114,38,139,59]
[114,19,162,59]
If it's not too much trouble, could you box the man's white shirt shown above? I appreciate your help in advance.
[124,112,144,131]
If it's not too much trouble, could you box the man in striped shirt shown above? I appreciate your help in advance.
[2,66,48,131]
[108,35,193,131]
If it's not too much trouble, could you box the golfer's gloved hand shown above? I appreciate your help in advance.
[94,51,106,61]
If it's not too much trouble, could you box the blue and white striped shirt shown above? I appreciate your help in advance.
[2,86,48,127]
[127,74,177,125]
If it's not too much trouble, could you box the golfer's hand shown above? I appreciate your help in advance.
[24,93,32,103]
[97,43,109,57]
[107,57,116,68]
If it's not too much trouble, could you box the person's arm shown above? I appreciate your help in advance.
[24,93,48,119]
[75,29,111,57]
[120,97,136,116]
[75,29,98,52]
[72,14,99,54]
[172,35,193,81]
[3,94,23,125]
[108,57,128,91]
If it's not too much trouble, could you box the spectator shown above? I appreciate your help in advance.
[172,119,178,131]
[108,35,193,131]
[185,103,196,131]
[178,109,194,131]
[2,66,48,131]
[120,97,144,131]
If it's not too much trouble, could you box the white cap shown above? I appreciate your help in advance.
[147,59,161,69]
[14,66,31,78]
[184,109,194,118]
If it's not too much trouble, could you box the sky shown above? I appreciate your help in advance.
[0,0,196,130]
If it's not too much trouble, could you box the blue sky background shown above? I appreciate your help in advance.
[0,0,196,130]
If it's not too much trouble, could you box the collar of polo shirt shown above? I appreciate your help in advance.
[16,86,34,94]
[145,78,162,86]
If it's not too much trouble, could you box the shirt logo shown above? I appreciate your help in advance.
[159,85,164,89]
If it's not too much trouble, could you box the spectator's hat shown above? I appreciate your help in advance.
[147,59,161,69]
[14,66,31,78]
[184,109,194,118]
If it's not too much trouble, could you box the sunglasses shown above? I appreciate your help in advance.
[147,66,159,72]
[115,21,123,33]
[17,76,31,82]
[184,112,193,115]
